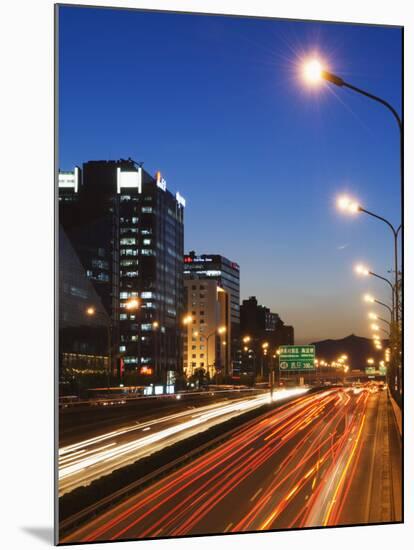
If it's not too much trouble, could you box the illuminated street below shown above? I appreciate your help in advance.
[62,386,401,543]
[59,389,307,496]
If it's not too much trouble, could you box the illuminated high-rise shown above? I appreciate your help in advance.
[59,159,185,384]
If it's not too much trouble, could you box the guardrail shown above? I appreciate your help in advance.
[59,387,265,410]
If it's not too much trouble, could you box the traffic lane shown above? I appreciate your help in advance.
[333,389,402,525]
[59,390,305,496]
[61,389,349,542]
[60,389,265,446]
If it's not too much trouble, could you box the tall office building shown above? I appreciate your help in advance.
[183,279,230,379]
[59,159,185,384]
[183,251,240,371]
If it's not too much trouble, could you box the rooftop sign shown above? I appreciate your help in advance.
[117,167,142,194]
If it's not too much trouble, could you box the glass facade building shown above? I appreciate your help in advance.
[59,160,185,383]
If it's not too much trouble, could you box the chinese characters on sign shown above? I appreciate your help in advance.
[279,345,316,371]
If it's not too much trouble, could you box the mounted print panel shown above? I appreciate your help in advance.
[55,4,403,545]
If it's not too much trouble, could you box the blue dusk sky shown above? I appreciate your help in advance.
[58,6,402,344]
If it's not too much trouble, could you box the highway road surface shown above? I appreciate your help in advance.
[59,388,307,496]
[62,385,401,543]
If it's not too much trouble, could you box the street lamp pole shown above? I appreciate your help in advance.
[358,208,401,324]
[356,265,396,323]
[373,299,393,322]
[321,68,402,324]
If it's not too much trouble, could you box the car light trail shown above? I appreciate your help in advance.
[61,387,387,544]
[59,388,308,496]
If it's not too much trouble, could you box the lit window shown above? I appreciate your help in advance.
[141,292,153,299]
[120,238,136,245]
[143,239,152,245]
[119,345,126,352]
[121,259,138,266]
[124,356,138,364]
[121,249,138,256]
[142,207,153,213]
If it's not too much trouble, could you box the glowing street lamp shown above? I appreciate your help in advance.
[354,263,395,316]
[302,58,325,85]
[338,197,400,323]
[182,314,193,325]
[337,195,360,214]
[242,335,251,344]
[368,312,390,327]
[302,56,402,395]
[367,358,375,365]
[363,294,393,322]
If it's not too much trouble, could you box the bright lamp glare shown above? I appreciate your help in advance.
[337,195,360,214]
[355,264,369,276]
[337,196,350,210]
[303,59,323,84]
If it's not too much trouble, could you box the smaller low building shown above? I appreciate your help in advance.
[183,279,230,380]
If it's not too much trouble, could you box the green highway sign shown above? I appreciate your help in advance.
[379,365,387,376]
[279,345,315,371]
[365,366,376,375]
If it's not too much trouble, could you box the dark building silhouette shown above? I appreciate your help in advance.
[238,296,294,378]
[59,160,185,384]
